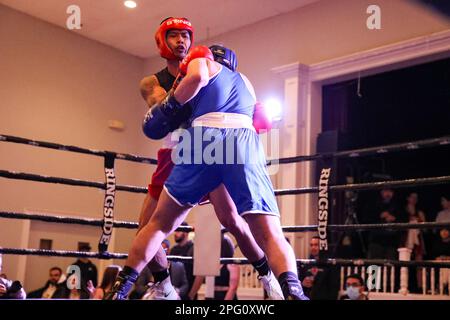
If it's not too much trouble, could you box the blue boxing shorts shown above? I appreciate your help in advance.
[164,114,279,217]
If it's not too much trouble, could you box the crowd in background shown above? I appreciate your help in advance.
[1,192,449,300]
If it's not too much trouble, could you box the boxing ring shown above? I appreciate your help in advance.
[1,133,450,298]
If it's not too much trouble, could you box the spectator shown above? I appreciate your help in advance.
[402,192,426,292]
[0,252,26,299]
[170,221,194,298]
[170,222,194,256]
[364,188,408,259]
[72,243,98,288]
[432,228,450,260]
[89,265,121,299]
[298,236,340,300]
[340,274,368,300]
[52,273,90,299]
[141,240,189,300]
[436,195,450,223]
[298,236,320,298]
[27,267,63,299]
[188,233,239,300]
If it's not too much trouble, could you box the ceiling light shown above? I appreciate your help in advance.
[124,1,137,9]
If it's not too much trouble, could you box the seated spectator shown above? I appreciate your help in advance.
[340,274,368,300]
[142,239,189,300]
[52,273,90,299]
[0,252,26,299]
[28,267,63,299]
[436,195,450,224]
[89,265,121,299]
[298,236,340,300]
[298,236,320,298]
[432,228,450,260]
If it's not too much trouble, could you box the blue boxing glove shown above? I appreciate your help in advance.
[142,91,190,140]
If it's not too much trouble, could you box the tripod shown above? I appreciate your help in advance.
[332,178,367,258]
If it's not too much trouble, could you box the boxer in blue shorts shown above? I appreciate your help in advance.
[105,45,308,300]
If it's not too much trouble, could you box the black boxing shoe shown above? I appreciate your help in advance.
[286,287,310,300]
[279,271,310,300]
[103,267,138,300]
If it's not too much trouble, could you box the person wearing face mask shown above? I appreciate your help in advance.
[340,274,368,300]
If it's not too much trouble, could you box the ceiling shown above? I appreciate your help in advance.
[0,0,319,58]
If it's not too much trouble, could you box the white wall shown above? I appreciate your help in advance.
[0,4,152,287]
[144,0,450,105]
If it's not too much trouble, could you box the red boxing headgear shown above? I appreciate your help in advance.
[155,17,194,60]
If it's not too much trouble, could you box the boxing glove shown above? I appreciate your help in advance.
[179,45,214,76]
[142,91,184,139]
[252,102,272,133]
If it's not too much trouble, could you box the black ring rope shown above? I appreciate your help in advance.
[1,211,450,233]
[1,170,449,196]
[281,221,450,232]
[0,134,157,164]
[1,248,450,269]
[0,211,194,232]
[2,134,448,166]
[267,135,450,165]
[0,170,147,194]
[274,175,450,195]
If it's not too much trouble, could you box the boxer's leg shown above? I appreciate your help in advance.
[139,147,176,287]
[138,193,167,274]
[106,137,221,299]
[128,189,191,272]
[222,128,307,300]
[210,184,284,300]
[209,184,264,262]
[105,189,191,300]
[244,214,307,300]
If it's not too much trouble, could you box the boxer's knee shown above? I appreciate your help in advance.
[217,211,249,239]
[245,215,283,248]
[138,194,158,230]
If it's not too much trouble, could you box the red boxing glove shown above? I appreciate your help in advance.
[252,102,272,133]
[179,45,214,75]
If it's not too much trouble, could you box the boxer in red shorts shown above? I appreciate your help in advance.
[134,18,282,300]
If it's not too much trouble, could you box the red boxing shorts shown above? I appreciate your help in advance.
[149,147,210,203]
[148,148,175,200]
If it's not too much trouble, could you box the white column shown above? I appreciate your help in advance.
[272,63,322,258]
[398,247,412,295]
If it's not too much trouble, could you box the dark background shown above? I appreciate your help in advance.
[321,57,450,256]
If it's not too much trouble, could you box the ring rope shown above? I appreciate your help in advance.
[1,170,449,196]
[1,211,449,232]
[1,248,449,268]
[0,170,147,194]
[2,134,449,166]
[0,211,194,232]
[0,134,157,165]
[275,175,450,195]
[267,135,450,165]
